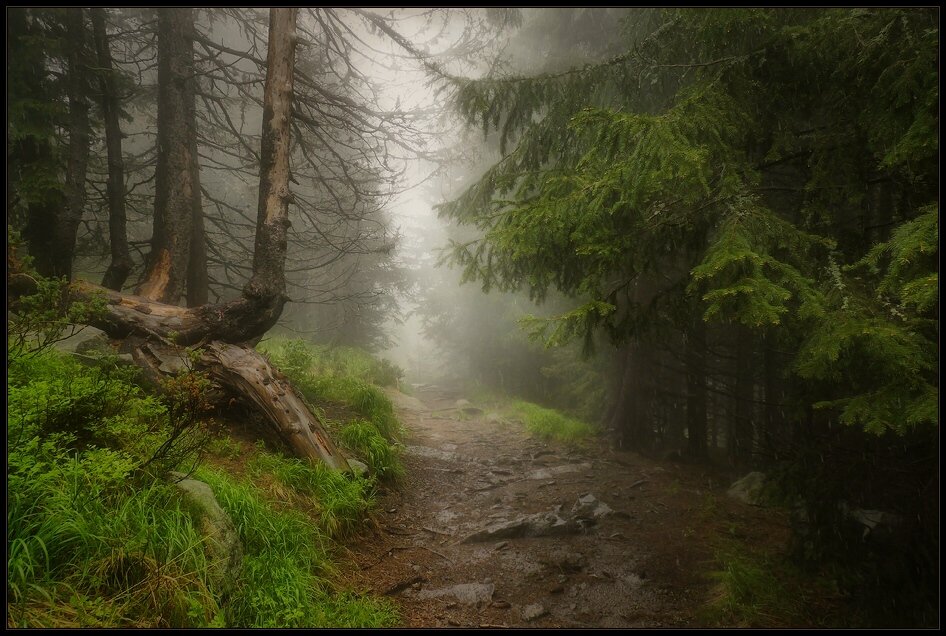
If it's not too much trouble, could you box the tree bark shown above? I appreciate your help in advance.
[55,8,92,282]
[185,12,209,307]
[186,186,209,306]
[730,327,755,466]
[608,340,654,450]
[685,315,708,458]
[245,7,297,306]
[138,8,200,304]
[92,8,133,292]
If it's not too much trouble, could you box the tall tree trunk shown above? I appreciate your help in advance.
[186,162,208,306]
[245,6,297,306]
[609,340,653,450]
[54,8,92,281]
[686,315,708,458]
[137,8,199,304]
[731,327,755,466]
[13,9,66,279]
[93,8,133,292]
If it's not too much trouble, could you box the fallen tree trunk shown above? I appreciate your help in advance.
[123,335,348,470]
[201,342,346,470]
[72,279,286,346]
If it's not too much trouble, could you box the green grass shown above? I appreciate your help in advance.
[246,450,375,539]
[8,457,218,628]
[511,400,597,444]
[207,435,243,460]
[339,419,404,481]
[699,544,850,628]
[192,467,330,627]
[257,337,403,388]
[313,376,402,441]
[8,346,399,628]
[194,464,395,628]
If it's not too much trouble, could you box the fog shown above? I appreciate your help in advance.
[8,7,937,628]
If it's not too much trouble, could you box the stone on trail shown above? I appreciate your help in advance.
[415,582,495,606]
[385,388,427,412]
[461,510,583,543]
[526,462,593,481]
[571,493,613,523]
[727,471,767,505]
[521,603,548,621]
[405,445,457,462]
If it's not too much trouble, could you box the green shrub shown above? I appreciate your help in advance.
[512,400,597,444]
[7,266,108,365]
[8,350,212,477]
[7,350,220,627]
[7,327,396,627]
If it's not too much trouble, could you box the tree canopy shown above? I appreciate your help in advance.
[440,8,938,438]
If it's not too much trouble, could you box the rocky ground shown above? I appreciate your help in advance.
[343,385,788,628]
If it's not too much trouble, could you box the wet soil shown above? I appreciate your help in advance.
[343,385,789,628]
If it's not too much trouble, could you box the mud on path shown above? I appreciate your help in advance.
[343,385,786,628]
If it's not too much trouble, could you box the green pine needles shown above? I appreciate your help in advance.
[440,7,938,438]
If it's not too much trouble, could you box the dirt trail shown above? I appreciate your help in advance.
[344,385,783,628]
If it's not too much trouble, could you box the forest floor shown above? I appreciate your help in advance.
[342,384,792,628]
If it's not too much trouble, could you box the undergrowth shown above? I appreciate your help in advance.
[194,465,395,628]
[700,543,853,628]
[258,337,403,389]
[8,336,398,627]
[511,400,597,444]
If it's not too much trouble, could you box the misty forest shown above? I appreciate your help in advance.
[6,7,938,629]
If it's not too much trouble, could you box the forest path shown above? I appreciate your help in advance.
[344,385,779,628]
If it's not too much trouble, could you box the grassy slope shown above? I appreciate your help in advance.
[7,340,404,628]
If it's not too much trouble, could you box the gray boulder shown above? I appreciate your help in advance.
[347,458,370,478]
[170,472,243,593]
[416,583,495,606]
[571,493,613,523]
[840,503,904,541]
[462,511,583,543]
[74,332,112,356]
[727,471,767,505]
